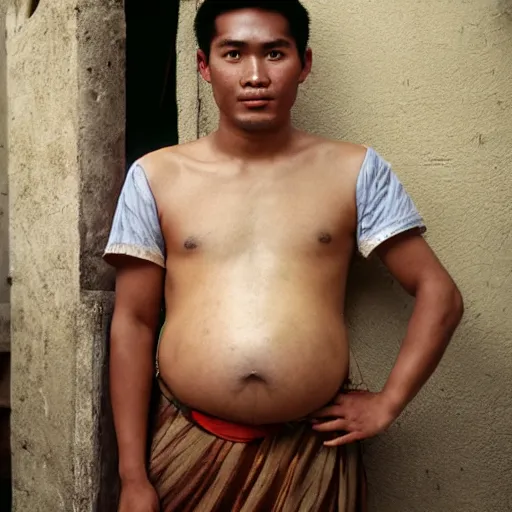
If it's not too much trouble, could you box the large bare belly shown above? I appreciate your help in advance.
[158,278,349,424]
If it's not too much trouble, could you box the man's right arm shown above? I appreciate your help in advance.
[110,257,164,484]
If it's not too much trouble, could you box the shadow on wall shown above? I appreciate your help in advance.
[11,0,40,19]
[27,0,39,17]
[497,0,512,17]
[345,256,414,393]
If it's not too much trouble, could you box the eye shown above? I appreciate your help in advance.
[225,50,241,60]
[268,50,284,60]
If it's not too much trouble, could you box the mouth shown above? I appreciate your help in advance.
[239,97,273,109]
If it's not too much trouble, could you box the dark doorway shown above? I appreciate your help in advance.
[125,0,180,167]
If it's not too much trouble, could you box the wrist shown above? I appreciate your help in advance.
[379,387,407,418]
[119,463,149,484]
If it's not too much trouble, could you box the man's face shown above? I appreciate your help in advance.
[198,8,312,133]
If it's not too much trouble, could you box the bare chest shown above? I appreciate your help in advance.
[158,167,356,258]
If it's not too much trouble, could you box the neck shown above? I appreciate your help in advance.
[212,118,296,160]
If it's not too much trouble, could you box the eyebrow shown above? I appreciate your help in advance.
[217,38,292,50]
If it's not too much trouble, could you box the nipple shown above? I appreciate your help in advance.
[318,232,332,244]
[184,236,199,250]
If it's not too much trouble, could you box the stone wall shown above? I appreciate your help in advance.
[177,1,512,511]
[0,0,11,507]
[0,1,9,345]
[7,0,124,510]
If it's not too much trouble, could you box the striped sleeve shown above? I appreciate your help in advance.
[103,161,166,268]
[356,148,426,258]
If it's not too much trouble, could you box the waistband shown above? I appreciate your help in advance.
[157,377,284,443]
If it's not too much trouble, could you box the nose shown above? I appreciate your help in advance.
[240,57,270,88]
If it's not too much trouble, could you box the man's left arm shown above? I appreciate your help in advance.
[311,230,463,446]
[375,230,464,414]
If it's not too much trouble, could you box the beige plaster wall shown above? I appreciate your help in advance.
[7,0,124,510]
[0,0,11,497]
[178,1,512,510]
[0,0,9,353]
[7,2,80,506]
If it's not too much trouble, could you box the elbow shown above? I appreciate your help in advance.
[449,283,464,327]
[419,275,464,329]
[438,279,465,330]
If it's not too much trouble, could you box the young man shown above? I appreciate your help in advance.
[104,1,464,510]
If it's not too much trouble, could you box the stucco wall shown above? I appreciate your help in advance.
[0,0,9,353]
[7,2,80,506]
[7,1,124,510]
[178,1,512,510]
[0,1,11,502]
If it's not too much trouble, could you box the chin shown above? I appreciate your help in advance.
[235,116,280,133]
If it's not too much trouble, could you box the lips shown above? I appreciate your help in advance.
[239,97,273,108]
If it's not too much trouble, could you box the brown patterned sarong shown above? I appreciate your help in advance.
[148,387,367,511]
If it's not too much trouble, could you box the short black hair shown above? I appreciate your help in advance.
[194,0,310,65]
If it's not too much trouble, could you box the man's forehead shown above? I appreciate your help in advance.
[213,9,292,45]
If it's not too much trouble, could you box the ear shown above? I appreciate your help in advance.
[298,48,313,84]
[197,49,211,83]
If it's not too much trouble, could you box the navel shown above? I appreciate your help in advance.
[318,232,333,244]
[243,371,267,384]
[184,236,199,250]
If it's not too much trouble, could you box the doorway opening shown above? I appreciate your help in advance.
[125,0,179,167]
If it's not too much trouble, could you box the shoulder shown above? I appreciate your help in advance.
[301,134,370,183]
[135,138,209,183]
[328,140,369,176]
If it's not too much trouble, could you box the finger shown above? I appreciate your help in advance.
[309,405,342,419]
[311,418,350,432]
[323,431,363,447]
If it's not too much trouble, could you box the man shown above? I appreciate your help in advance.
[104,1,464,510]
